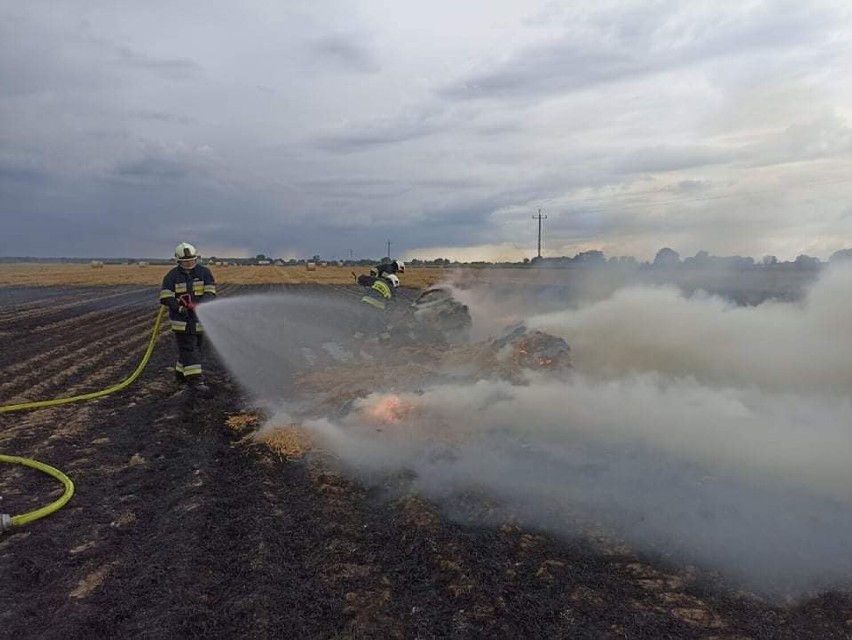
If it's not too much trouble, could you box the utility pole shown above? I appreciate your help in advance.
[386,239,392,259]
[532,208,547,258]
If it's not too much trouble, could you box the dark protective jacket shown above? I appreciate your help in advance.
[370,262,399,278]
[159,265,217,333]
[357,274,394,311]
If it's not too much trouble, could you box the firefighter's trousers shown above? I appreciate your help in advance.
[174,331,205,379]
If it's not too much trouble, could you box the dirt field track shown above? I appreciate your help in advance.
[1,283,850,639]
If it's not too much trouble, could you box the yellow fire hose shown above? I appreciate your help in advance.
[0,306,165,414]
[0,455,75,532]
[0,306,166,531]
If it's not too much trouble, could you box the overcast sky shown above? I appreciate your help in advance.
[2,1,852,261]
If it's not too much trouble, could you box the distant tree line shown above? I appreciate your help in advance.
[201,255,458,267]
[524,247,852,270]
[5,247,852,268]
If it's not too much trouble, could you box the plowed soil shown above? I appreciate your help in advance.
[1,285,850,639]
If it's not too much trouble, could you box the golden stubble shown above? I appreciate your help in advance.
[0,264,449,287]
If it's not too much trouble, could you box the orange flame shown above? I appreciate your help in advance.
[363,394,411,425]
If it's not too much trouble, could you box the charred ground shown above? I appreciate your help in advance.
[1,285,850,639]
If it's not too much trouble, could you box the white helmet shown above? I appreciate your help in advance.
[383,274,400,288]
[393,259,405,273]
[175,242,199,267]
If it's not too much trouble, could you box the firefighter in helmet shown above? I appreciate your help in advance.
[159,242,217,396]
[354,272,400,341]
[370,259,405,279]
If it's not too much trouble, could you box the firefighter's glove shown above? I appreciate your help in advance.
[178,294,197,311]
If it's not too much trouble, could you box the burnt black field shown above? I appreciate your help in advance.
[1,282,850,639]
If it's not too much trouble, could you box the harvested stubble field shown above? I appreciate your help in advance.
[0,264,447,288]
[1,278,850,639]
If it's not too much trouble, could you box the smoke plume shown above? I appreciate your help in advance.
[200,266,852,595]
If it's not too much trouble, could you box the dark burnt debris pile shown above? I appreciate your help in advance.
[1,285,850,639]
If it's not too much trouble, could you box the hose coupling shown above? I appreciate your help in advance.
[0,514,11,532]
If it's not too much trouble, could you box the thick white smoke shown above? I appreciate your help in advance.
[527,267,852,394]
[202,266,852,595]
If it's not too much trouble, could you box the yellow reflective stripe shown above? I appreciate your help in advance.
[361,296,386,310]
[170,324,203,332]
[203,285,217,294]
[192,284,204,293]
[183,365,202,376]
[174,283,188,293]
[371,281,391,298]
[160,289,175,300]
[175,363,184,373]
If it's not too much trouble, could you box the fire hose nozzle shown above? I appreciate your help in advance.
[179,294,197,311]
[0,514,11,532]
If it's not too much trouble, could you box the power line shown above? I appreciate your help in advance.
[532,209,547,258]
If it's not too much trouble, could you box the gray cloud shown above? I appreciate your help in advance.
[669,179,712,193]
[130,110,197,125]
[298,175,485,199]
[0,9,203,101]
[111,156,198,182]
[309,33,380,74]
[442,2,844,103]
[1,1,851,260]
[106,43,202,79]
[299,177,407,195]
[442,44,650,101]
[315,107,450,151]
[0,14,100,98]
[0,158,48,185]
[777,114,852,160]
[614,145,737,174]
